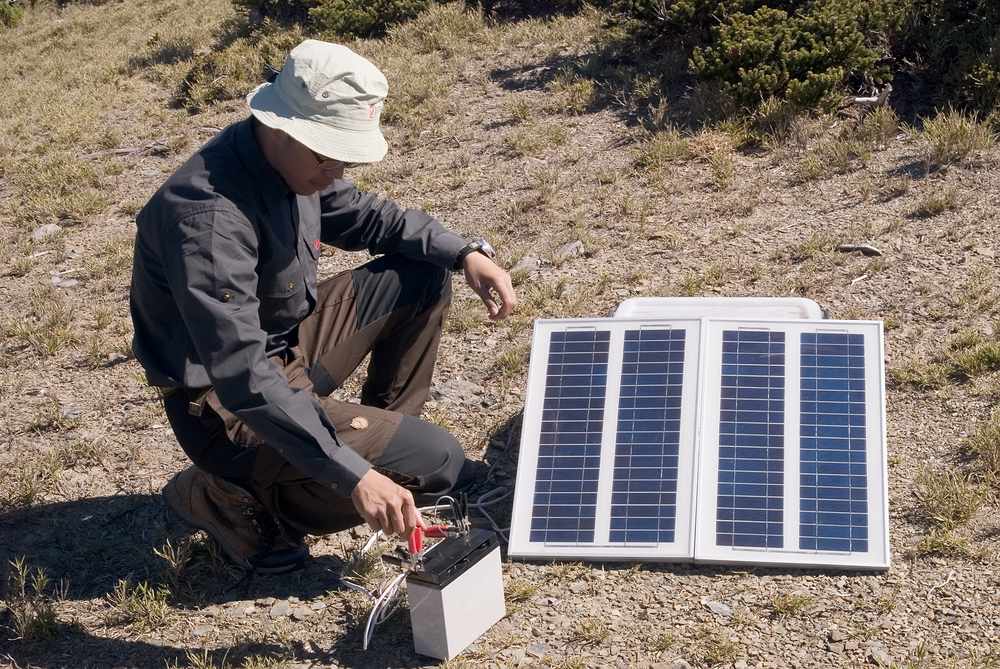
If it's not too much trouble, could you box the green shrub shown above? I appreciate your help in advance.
[229,0,444,37]
[690,0,900,111]
[178,30,306,109]
[231,0,316,24]
[594,0,779,35]
[311,0,436,37]
[1,1,24,29]
[901,0,1000,116]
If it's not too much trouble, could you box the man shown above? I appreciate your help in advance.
[130,40,515,573]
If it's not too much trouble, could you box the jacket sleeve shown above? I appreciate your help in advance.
[158,206,371,495]
[317,180,469,268]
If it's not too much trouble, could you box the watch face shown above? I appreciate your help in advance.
[473,237,497,259]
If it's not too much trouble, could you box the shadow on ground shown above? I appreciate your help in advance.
[0,495,438,668]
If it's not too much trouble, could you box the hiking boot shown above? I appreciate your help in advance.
[163,466,308,574]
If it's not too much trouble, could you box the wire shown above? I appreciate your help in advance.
[361,571,409,650]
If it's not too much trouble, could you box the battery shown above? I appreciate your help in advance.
[406,528,506,660]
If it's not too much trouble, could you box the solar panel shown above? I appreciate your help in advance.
[509,316,888,569]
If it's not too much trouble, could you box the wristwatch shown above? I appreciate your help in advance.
[453,236,497,271]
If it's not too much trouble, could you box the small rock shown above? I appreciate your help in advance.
[652,661,692,669]
[706,601,732,617]
[33,223,61,240]
[51,276,79,288]
[193,623,213,636]
[734,662,748,669]
[269,600,292,619]
[868,648,892,665]
[291,606,313,621]
[513,256,543,273]
[835,242,882,256]
[827,642,845,654]
[526,644,549,658]
[555,240,585,261]
[428,378,485,404]
[830,630,847,642]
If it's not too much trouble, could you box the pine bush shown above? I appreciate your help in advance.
[689,0,899,111]
[901,0,1000,116]
[311,0,435,37]
[1,0,24,28]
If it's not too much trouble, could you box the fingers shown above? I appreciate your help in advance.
[351,469,420,538]
[463,252,517,320]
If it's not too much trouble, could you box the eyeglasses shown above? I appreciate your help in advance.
[309,148,364,171]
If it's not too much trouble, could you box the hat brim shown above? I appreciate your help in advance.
[247,82,388,164]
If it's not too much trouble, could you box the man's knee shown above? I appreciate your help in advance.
[378,415,470,496]
[353,255,453,329]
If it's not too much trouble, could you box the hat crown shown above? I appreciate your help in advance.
[246,40,389,164]
[276,41,387,132]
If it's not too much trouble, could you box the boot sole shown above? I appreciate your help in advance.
[163,474,306,575]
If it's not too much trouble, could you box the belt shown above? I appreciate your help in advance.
[157,386,212,417]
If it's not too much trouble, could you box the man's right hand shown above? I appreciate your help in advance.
[350,468,424,539]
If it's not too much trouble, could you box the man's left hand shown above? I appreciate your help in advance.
[462,251,516,320]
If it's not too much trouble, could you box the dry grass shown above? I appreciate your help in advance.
[3,0,1000,666]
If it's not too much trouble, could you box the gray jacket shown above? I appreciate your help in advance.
[130,118,467,495]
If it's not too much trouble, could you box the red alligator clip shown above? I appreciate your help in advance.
[408,526,423,556]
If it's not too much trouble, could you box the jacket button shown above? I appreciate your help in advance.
[287,282,294,290]
[221,291,231,301]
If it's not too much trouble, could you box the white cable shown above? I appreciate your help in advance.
[469,486,510,507]
[362,570,409,650]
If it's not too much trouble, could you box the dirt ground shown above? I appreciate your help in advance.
[3,3,1000,668]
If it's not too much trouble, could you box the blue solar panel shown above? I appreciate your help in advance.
[716,330,786,549]
[509,314,887,568]
[610,328,686,544]
[529,330,610,544]
[799,332,868,552]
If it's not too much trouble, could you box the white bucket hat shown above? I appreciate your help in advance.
[247,40,388,164]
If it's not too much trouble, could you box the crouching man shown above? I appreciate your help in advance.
[129,40,515,573]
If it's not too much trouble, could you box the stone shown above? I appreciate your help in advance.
[651,661,692,669]
[706,601,732,617]
[512,256,544,273]
[827,642,845,654]
[291,606,313,620]
[526,644,550,658]
[868,648,892,665]
[555,240,585,261]
[829,630,847,642]
[428,378,484,404]
[33,223,61,240]
[269,600,292,619]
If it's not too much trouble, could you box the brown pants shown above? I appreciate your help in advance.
[164,255,472,538]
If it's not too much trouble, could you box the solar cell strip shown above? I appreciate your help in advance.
[610,328,685,544]
[799,332,869,552]
[716,330,786,549]
[530,330,611,544]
